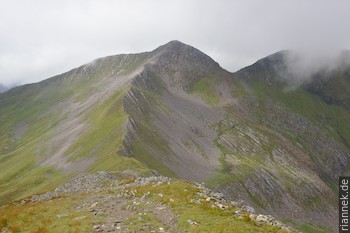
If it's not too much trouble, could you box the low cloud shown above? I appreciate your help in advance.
[281,50,350,86]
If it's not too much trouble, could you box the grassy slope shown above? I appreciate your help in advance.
[65,89,149,174]
[306,69,350,110]
[0,55,152,205]
[0,193,93,233]
[189,76,221,105]
[0,78,79,204]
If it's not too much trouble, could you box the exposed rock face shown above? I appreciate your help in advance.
[152,40,221,90]
[123,41,223,181]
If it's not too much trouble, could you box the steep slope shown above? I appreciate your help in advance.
[0,41,227,204]
[120,45,350,232]
[0,51,159,204]
[123,41,226,180]
[223,51,350,232]
[1,41,349,232]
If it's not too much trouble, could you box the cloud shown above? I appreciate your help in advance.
[0,0,349,86]
[278,49,350,87]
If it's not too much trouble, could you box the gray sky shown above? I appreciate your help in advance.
[0,0,349,86]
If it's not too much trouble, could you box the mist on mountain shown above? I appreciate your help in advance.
[280,49,350,85]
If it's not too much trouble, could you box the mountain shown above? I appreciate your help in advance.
[1,41,349,232]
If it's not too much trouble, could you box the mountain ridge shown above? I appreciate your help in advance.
[1,41,349,232]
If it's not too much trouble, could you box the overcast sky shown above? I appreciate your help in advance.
[0,0,349,86]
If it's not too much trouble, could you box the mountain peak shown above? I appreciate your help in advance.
[163,40,186,47]
[138,41,221,90]
[157,40,189,51]
[239,49,350,84]
[240,50,290,74]
[154,40,220,71]
[155,40,213,60]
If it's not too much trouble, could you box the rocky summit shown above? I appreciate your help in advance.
[1,41,350,232]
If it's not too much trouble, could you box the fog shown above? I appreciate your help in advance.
[280,50,350,85]
[0,0,349,86]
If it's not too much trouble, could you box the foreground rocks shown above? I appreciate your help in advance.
[26,172,298,232]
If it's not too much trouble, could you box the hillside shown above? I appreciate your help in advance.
[1,41,349,232]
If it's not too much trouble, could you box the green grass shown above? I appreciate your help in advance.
[0,193,93,233]
[125,212,163,232]
[65,88,152,175]
[132,180,289,233]
[0,111,68,204]
[189,76,221,105]
[0,53,153,205]
[0,70,99,205]
[67,90,127,161]
[0,178,295,233]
